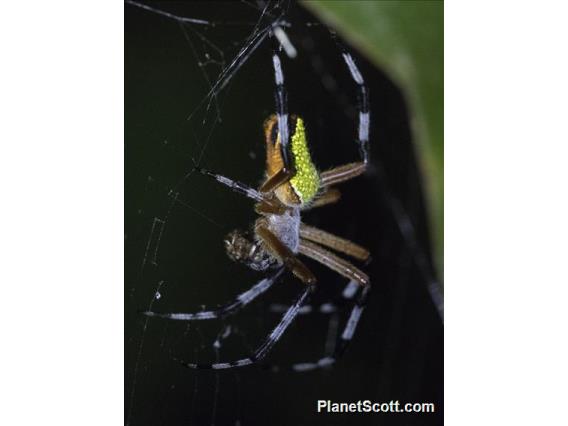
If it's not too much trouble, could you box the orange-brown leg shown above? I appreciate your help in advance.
[259,168,294,194]
[319,162,366,188]
[254,197,287,215]
[298,239,369,286]
[307,188,341,209]
[299,223,370,261]
[256,223,316,285]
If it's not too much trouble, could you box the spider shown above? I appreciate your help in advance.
[143,35,371,370]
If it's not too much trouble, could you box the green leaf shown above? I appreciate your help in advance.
[301,0,444,279]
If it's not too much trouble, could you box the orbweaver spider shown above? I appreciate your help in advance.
[144,41,371,371]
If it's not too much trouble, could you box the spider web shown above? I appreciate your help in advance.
[125,1,443,425]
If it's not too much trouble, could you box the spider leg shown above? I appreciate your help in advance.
[180,287,312,369]
[269,301,338,315]
[292,286,371,372]
[337,40,370,164]
[299,239,370,286]
[141,268,284,321]
[195,166,284,214]
[254,197,287,215]
[257,48,297,195]
[268,280,360,316]
[308,188,341,209]
[305,40,370,194]
[195,166,266,203]
[259,166,294,195]
[342,279,360,299]
[299,223,370,261]
[319,162,367,188]
[256,222,317,285]
[338,40,444,320]
[270,49,291,170]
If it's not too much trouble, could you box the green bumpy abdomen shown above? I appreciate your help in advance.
[289,117,320,204]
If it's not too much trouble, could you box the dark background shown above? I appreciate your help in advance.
[125,1,443,425]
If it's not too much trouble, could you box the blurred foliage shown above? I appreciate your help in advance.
[301,0,444,278]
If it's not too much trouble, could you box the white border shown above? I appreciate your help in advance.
[446,1,568,424]
[0,1,123,424]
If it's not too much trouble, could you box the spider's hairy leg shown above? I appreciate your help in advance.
[319,162,367,188]
[259,167,294,195]
[193,166,283,213]
[180,287,312,369]
[298,239,370,287]
[299,223,370,261]
[256,222,317,285]
[292,286,371,372]
[254,197,287,215]
[194,166,265,202]
[308,188,341,209]
[140,269,284,321]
